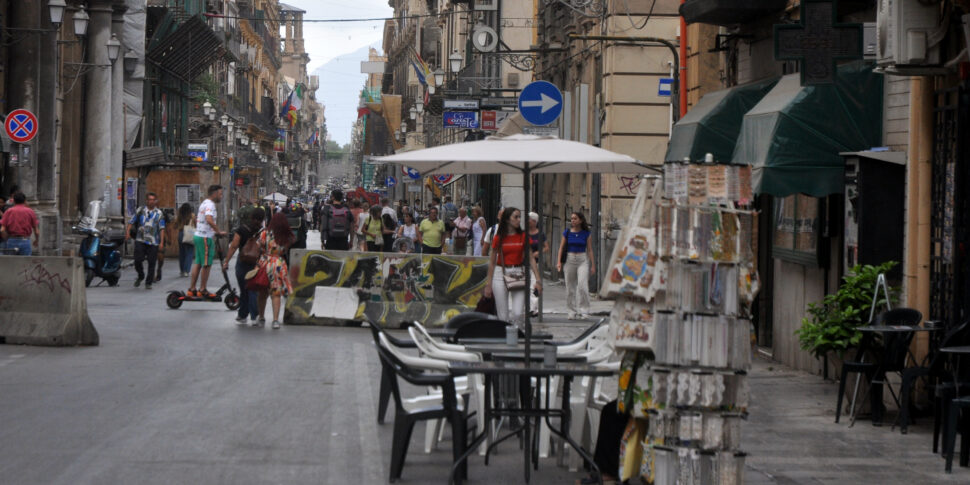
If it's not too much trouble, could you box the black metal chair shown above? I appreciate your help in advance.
[836,308,921,425]
[374,343,469,482]
[897,320,970,434]
[944,396,970,472]
[445,311,500,330]
[452,319,521,341]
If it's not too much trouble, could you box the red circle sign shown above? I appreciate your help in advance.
[5,109,38,143]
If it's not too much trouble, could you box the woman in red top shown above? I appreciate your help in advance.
[484,207,542,326]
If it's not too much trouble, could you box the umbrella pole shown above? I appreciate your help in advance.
[524,165,532,367]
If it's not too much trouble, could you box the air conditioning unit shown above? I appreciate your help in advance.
[876,0,941,68]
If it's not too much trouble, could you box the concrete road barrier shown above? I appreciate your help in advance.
[0,256,99,346]
[284,249,489,328]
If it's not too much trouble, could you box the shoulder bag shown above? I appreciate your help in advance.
[240,229,263,264]
[499,233,527,291]
[245,264,269,291]
[182,224,195,243]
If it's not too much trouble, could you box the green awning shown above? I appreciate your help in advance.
[731,61,883,197]
[665,77,778,163]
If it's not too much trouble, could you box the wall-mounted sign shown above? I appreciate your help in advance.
[481,110,515,131]
[481,96,519,108]
[443,111,480,129]
[187,143,208,162]
[444,99,480,110]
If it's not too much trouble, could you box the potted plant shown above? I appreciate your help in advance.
[796,261,898,376]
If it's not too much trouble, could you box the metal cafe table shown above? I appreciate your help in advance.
[848,324,941,427]
[448,361,617,485]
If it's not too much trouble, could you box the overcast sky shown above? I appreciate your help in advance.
[279,0,391,72]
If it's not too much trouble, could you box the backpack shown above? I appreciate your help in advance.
[328,205,351,239]
[240,229,263,264]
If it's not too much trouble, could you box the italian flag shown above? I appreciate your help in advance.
[286,84,303,127]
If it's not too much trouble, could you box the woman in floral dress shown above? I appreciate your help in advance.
[256,212,294,329]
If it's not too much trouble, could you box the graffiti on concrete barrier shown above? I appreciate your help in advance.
[19,263,72,294]
[285,250,489,327]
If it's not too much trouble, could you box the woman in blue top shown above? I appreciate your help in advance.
[556,211,596,319]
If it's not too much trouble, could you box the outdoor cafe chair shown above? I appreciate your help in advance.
[410,321,472,353]
[368,323,417,424]
[548,318,608,352]
[944,396,970,472]
[452,319,522,341]
[835,308,921,426]
[445,311,499,331]
[373,343,470,482]
[897,320,970,436]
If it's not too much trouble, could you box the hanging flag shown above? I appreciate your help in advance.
[306,129,318,147]
[357,107,371,119]
[280,91,293,118]
[274,128,286,152]
[409,47,431,86]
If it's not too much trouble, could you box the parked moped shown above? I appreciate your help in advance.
[73,201,121,287]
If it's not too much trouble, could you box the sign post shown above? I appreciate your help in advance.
[518,81,563,126]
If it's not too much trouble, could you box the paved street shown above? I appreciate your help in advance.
[0,239,967,484]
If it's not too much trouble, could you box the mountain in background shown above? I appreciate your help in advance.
[313,42,381,146]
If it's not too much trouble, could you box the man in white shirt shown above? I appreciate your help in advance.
[482,207,504,257]
[188,185,226,298]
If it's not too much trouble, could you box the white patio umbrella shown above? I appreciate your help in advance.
[263,192,288,203]
[373,134,658,359]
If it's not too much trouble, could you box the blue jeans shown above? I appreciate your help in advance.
[235,261,259,320]
[177,231,194,274]
[4,237,32,256]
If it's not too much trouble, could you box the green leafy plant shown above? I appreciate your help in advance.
[191,73,219,105]
[796,261,898,359]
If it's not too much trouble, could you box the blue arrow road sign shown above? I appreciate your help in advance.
[386,176,396,188]
[518,81,562,126]
[404,167,421,180]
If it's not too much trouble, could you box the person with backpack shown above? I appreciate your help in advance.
[125,192,166,289]
[321,189,353,251]
[380,198,397,250]
[223,207,265,325]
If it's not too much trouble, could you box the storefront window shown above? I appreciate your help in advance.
[773,194,818,265]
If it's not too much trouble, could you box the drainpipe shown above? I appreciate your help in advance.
[567,34,680,122]
[680,0,688,118]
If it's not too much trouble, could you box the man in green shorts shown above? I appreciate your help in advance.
[188,185,226,298]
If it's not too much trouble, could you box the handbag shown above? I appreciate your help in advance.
[239,230,263,264]
[182,225,195,243]
[245,264,269,291]
[499,234,528,291]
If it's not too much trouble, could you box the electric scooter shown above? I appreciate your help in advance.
[72,201,122,287]
[166,235,240,310]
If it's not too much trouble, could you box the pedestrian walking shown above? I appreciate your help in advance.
[321,189,353,251]
[175,203,196,277]
[380,198,397,249]
[417,207,446,254]
[482,207,504,257]
[154,208,174,282]
[223,207,264,325]
[471,206,487,256]
[125,192,166,289]
[187,185,226,299]
[452,206,472,255]
[256,212,294,329]
[395,211,418,252]
[527,212,548,316]
[442,195,458,231]
[361,205,385,252]
[556,211,596,320]
[483,207,541,327]
[0,192,39,255]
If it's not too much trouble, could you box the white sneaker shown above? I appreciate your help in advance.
[272,321,281,330]
[253,318,265,328]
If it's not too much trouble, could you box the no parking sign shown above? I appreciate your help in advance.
[5,109,38,143]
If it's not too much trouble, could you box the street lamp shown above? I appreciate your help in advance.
[106,33,121,64]
[416,98,424,114]
[123,49,137,73]
[409,106,417,120]
[73,5,89,37]
[449,50,462,74]
[208,111,216,121]
[202,101,212,116]
[48,0,67,26]
[220,114,229,127]
[433,68,445,87]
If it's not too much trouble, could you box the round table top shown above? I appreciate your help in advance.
[940,346,970,354]
[857,325,941,333]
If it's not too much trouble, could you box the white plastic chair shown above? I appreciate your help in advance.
[409,321,469,353]
[408,326,491,455]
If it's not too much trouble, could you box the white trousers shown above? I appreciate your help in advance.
[564,253,590,316]
[492,268,527,327]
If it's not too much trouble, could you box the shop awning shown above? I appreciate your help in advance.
[731,62,883,197]
[665,77,777,163]
[147,15,224,81]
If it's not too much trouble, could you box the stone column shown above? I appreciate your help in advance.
[109,4,127,220]
[81,0,114,217]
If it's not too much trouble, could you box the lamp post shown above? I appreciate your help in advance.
[409,106,417,120]
[449,50,462,75]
